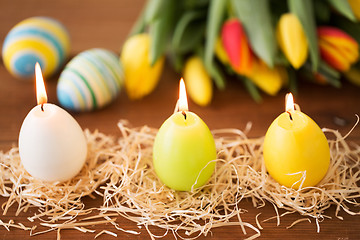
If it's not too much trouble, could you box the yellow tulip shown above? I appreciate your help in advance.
[183,56,213,106]
[277,13,308,69]
[344,67,360,86]
[247,61,284,96]
[348,0,360,20]
[120,33,164,100]
[215,38,229,65]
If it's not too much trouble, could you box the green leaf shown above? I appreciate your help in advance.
[198,45,226,90]
[327,0,356,22]
[169,51,185,73]
[172,11,206,54]
[318,61,341,88]
[319,61,340,79]
[144,0,164,24]
[242,77,262,103]
[274,51,290,66]
[232,0,277,67]
[288,0,319,71]
[303,60,341,87]
[149,0,177,65]
[287,67,298,94]
[184,0,209,10]
[129,5,147,36]
[314,0,331,23]
[208,61,226,90]
[204,0,227,70]
[324,76,342,88]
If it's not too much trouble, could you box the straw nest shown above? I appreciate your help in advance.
[0,119,359,239]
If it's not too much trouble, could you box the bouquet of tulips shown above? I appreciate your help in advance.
[121,0,360,104]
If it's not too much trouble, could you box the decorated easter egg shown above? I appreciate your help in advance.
[2,16,70,79]
[57,48,123,111]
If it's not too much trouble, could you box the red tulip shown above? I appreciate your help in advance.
[318,27,359,72]
[221,18,253,75]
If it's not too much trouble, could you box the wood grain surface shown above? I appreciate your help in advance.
[0,0,359,239]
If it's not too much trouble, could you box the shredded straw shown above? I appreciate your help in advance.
[0,119,359,239]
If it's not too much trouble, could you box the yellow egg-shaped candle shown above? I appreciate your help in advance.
[153,79,216,191]
[263,94,330,189]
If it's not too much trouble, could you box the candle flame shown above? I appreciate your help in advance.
[35,62,47,106]
[285,93,295,112]
[178,78,188,112]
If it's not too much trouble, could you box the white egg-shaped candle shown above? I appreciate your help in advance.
[18,63,87,182]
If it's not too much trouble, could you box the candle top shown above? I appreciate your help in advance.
[35,62,48,106]
[285,93,295,112]
[171,111,198,127]
[277,111,308,130]
[178,78,188,112]
[278,92,308,130]
[30,103,58,118]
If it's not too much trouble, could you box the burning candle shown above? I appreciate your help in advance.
[18,63,87,182]
[263,93,330,189]
[153,79,216,191]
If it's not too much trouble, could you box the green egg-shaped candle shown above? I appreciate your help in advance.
[153,79,216,191]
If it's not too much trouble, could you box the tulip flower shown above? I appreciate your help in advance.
[246,60,284,96]
[221,18,253,75]
[120,33,165,99]
[277,13,308,69]
[183,56,213,106]
[215,38,229,65]
[348,0,360,20]
[317,26,359,72]
[344,67,360,86]
[313,73,329,85]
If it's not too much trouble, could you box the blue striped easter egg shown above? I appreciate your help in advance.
[2,16,70,79]
[57,48,123,111]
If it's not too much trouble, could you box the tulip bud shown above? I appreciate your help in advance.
[247,60,284,96]
[221,18,253,75]
[318,26,359,72]
[277,13,308,69]
[313,73,328,85]
[183,56,213,106]
[120,33,165,99]
[215,38,229,65]
[344,67,360,86]
[348,0,360,21]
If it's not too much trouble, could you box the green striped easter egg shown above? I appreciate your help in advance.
[57,48,123,111]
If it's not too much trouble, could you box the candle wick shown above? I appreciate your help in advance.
[41,104,44,112]
[287,111,293,121]
[182,111,187,120]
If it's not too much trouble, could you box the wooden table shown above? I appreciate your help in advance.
[1,0,359,239]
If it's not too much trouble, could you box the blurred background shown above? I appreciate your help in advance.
[1,0,359,151]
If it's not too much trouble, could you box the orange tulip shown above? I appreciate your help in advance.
[318,26,359,72]
[221,18,253,75]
